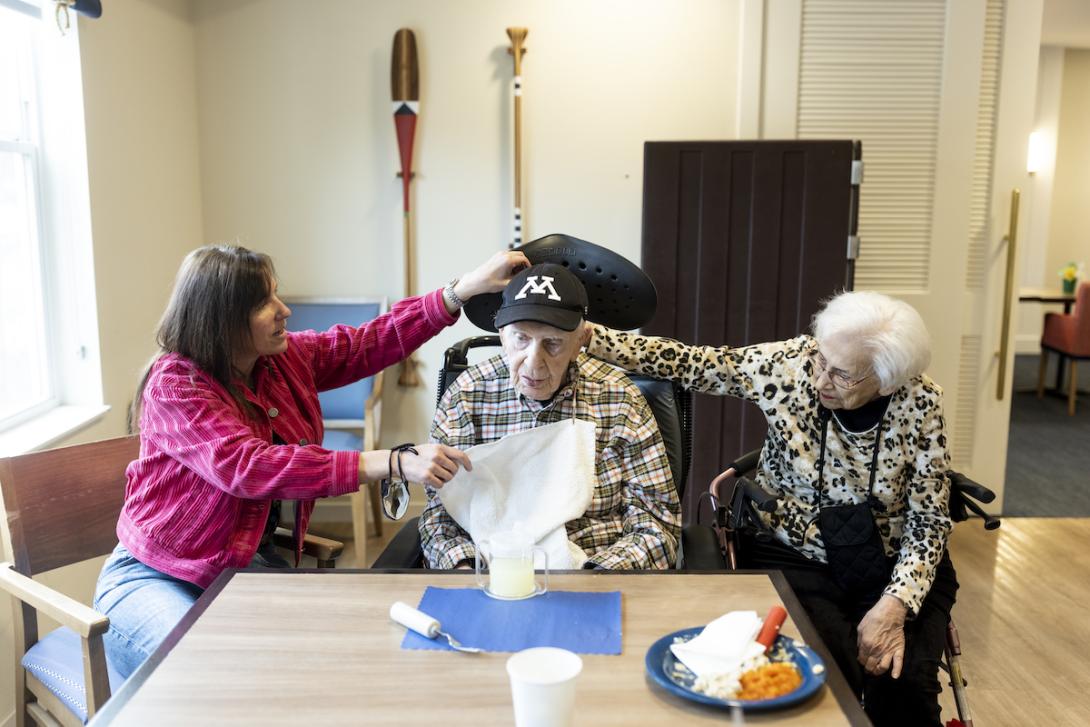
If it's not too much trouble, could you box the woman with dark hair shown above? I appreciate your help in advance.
[588,291,956,727]
[93,243,528,678]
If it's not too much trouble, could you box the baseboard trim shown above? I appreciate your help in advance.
[1015,335,1041,355]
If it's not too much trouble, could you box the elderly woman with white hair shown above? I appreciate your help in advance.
[587,290,956,727]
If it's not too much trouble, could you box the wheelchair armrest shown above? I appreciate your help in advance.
[727,448,762,478]
[949,471,996,504]
[948,472,1001,530]
[736,478,779,513]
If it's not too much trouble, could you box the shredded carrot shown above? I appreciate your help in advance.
[736,662,803,700]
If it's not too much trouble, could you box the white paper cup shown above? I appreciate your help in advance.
[506,647,583,727]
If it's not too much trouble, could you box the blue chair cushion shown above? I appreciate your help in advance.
[22,626,124,724]
[322,429,364,452]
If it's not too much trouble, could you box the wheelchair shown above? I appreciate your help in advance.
[373,233,718,569]
[372,334,698,568]
[693,447,1000,727]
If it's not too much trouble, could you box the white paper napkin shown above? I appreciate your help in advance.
[438,419,596,569]
[670,611,766,678]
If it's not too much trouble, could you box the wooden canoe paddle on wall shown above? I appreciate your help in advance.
[392,28,423,387]
[506,27,528,250]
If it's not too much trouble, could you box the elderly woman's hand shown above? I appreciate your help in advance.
[856,594,907,678]
[454,250,531,300]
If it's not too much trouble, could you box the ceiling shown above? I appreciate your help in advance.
[1042,0,1090,49]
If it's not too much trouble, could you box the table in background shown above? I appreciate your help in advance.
[1019,287,1078,392]
[1018,287,1076,313]
[90,570,868,726]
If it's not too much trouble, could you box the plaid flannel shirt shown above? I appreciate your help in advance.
[419,352,680,570]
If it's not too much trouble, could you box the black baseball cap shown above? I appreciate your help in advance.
[494,263,589,332]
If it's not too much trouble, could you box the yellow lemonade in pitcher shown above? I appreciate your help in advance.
[488,555,536,598]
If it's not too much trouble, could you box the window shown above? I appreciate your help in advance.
[0,5,53,429]
[0,0,106,451]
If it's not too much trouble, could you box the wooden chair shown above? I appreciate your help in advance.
[0,437,132,726]
[0,436,343,726]
[1038,281,1090,415]
[284,297,388,565]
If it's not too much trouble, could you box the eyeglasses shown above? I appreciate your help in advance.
[811,351,872,390]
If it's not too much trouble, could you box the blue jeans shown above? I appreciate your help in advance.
[92,544,204,680]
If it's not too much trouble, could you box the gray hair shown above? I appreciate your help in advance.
[811,291,931,391]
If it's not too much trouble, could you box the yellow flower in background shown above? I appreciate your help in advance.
[1058,262,1082,281]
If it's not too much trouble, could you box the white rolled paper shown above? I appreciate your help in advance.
[390,601,440,640]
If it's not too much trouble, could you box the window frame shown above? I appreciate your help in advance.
[0,0,107,453]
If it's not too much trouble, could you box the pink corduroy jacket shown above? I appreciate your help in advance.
[117,290,456,588]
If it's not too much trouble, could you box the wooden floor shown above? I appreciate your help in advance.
[936,518,1090,726]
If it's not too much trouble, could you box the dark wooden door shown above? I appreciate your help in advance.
[641,140,859,523]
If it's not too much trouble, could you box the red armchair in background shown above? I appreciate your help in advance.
[1038,281,1090,415]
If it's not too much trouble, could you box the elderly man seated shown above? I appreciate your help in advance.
[419,263,680,570]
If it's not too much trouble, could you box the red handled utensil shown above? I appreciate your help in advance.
[755,605,788,653]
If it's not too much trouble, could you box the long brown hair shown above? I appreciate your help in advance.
[129,244,276,432]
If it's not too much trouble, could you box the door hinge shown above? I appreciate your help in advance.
[851,160,864,186]
[847,235,861,260]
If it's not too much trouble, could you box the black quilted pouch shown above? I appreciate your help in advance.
[818,501,892,598]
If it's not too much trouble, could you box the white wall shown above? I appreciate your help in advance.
[1046,48,1090,290]
[191,0,741,446]
[66,0,206,445]
[1017,45,1065,353]
[0,1,204,723]
[1018,46,1090,353]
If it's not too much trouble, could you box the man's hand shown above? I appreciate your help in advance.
[454,250,531,300]
[857,594,907,678]
[398,444,472,489]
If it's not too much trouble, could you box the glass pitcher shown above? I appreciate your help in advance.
[475,529,549,600]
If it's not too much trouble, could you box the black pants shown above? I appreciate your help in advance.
[738,533,958,727]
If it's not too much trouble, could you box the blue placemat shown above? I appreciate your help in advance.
[400,587,622,655]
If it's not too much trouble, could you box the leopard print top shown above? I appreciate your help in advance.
[588,325,952,616]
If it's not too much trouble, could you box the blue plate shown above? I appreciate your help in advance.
[644,627,827,711]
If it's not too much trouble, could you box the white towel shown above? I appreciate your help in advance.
[438,418,597,569]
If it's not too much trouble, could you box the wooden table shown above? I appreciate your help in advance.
[90,570,868,726]
[1018,287,1076,313]
[1019,287,1078,392]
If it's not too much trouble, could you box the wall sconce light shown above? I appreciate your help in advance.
[1027,130,1048,175]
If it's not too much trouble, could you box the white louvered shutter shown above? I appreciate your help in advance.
[796,0,947,291]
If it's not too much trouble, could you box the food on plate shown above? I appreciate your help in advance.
[691,651,803,701]
[736,661,803,700]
